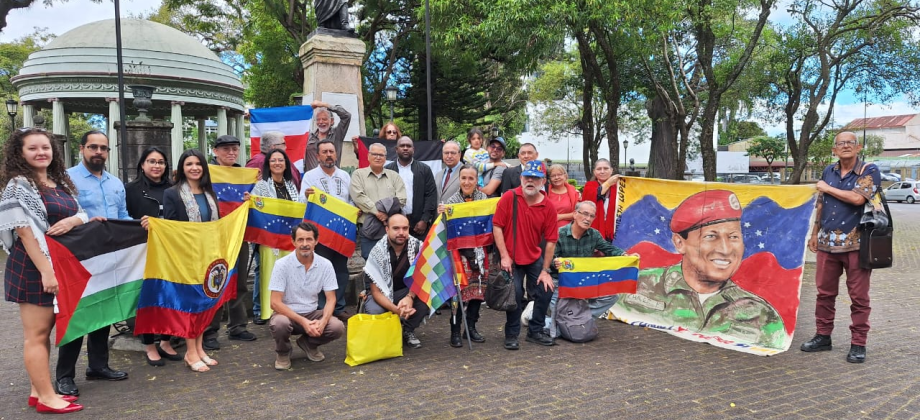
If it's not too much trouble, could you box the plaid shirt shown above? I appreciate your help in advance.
[551,224,624,278]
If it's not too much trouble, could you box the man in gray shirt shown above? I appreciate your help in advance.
[480,137,508,198]
[303,100,352,173]
[268,222,345,370]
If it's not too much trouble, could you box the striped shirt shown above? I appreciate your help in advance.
[268,252,337,314]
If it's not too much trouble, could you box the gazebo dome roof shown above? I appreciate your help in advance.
[13,18,244,116]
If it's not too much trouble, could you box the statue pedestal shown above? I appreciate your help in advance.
[299,34,367,170]
[115,120,174,183]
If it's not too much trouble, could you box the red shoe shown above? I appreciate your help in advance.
[35,401,83,414]
[28,395,79,407]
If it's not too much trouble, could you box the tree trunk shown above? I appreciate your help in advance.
[646,95,677,179]
[699,100,719,180]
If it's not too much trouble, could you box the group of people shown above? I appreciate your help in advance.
[0,113,878,413]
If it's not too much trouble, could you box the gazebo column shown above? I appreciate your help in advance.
[197,118,206,151]
[217,107,228,136]
[170,101,184,165]
[22,105,34,127]
[106,98,121,176]
[237,114,247,163]
[50,98,70,164]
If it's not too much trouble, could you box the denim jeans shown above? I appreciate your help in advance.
[252,247,261,317]
[317,245,350,315]
[505,257,552,338]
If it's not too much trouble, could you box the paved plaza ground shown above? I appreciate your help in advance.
[1,204,918,419]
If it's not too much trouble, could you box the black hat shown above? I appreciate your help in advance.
[489,136,506,150]
[215,135,241,147]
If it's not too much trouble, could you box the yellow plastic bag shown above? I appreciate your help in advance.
[344,312,403,366]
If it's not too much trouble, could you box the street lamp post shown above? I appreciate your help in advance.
[491,125,500,140]
[385,86,397,121]
[622,140,629,172]
[6,99,18,130]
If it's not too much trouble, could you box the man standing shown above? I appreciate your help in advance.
[480,137,508,197]
[301,140,354,322]
[492,160,559,350]
[349,143,407,260]
[268,222,345,370]
[613,189,786,348]
[499,143,538,195]
[802,131,881,363]
[304,100,351,173]
[204,135,257,349]
[363,214,429,349]
[435,140,462,202]
[57,130,129,396]
[247,130,301,188]
[385,136,437,239]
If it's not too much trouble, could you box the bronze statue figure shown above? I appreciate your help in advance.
[314,0,352,32]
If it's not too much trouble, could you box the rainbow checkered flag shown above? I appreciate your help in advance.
[404,216,458,310]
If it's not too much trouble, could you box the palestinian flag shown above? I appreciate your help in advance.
[47,220,148,346]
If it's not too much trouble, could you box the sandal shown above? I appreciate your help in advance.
[201,356,218,366]
[185,359,209,372]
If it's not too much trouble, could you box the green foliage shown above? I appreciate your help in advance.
[239,1,302,107]
[720,120,768,145]
[747,135,786,163]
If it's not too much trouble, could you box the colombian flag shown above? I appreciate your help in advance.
[134,204,249,338]
[557,256,639,299]
[304,192,358,257]
[444,198,499,250]
[245,196,306,251]
[209,165,259,217]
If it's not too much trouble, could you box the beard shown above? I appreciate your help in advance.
[84,156,106,173]
[318,125,331,134]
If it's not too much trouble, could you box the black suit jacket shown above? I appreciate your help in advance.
[499,164,523,195]
[385,160,438,227]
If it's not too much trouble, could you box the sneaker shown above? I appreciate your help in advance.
[846,345,866,363]
[296,336,325,362]
[525,331,555,346]
[229,331,257,341]
[202,337,220,350]
[404,331,422,349]
[800,334,832,352]
[274,352,291,370]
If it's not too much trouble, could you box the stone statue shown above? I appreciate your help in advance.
[314,0,352,32]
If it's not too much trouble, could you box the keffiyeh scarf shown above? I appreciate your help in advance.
[364,235,421,302]
[0,176,87,259]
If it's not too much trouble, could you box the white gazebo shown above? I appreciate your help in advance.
[12,18,247,171]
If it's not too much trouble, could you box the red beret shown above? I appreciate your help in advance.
[670,190,742,233]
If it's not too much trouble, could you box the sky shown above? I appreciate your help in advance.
[3,0,918,164]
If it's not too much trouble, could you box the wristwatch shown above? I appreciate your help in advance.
[543,267,552,274]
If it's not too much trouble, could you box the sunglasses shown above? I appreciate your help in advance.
[17,127,49,133]
[386,130,398,134]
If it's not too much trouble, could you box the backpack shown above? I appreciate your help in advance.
[554,298,598,343]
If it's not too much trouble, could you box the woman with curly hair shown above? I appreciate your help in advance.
[1,128,86,414]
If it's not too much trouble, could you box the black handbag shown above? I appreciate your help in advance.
[859,189,893,270]
[484,192,519,311]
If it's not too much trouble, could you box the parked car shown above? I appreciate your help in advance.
[883,181,920,204]
[761,173,781,183]
[881,173,901,182]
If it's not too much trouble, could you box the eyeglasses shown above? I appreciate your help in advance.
[86,144,110,152]
[17,127,48,133]
[386,130,398,135]
[835,141,858,147]
[369,152,386,158]
[443,151,459,155]
[145,159,166,166]
[576,210,596,219]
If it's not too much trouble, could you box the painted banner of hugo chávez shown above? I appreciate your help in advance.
[606,178,817,355]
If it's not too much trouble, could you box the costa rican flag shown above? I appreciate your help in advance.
[249,106,314,174]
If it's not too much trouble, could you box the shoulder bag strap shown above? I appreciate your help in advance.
[511,190,518,267]
[877,185,893,229]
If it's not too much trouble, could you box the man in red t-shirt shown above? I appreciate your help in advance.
[492,160,560,350]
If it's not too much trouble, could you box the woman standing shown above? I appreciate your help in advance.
[245,149,304,324]
[126,146,182,366]
[546,165,579,229]
[1,128,85,414]
[437,164,488,347]
[378,122,401,141]
[160,149,220,372]
[580,159,618,241]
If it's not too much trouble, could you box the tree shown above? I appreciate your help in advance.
[766,0,920,184]
[720,120,767,145]
[746,135,786,183]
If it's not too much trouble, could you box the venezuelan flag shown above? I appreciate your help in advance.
[245,196,307,251]
[444,198,499,250]
[304,192,358,257]
[405,216,458,310]
[557,256,639,299]
[134,204,249,338]
[209,165,259,217]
